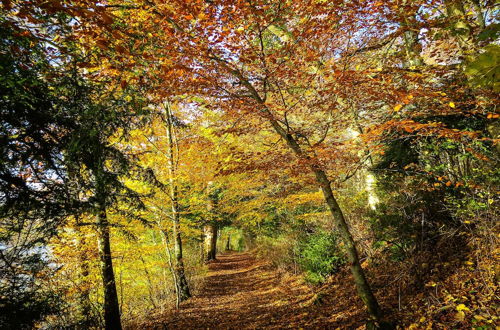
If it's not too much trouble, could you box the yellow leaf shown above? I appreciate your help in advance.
[456,303,470,312]
[455,310,465,321]
[449,102,456,108]
[419,316,426,323]
[394,104,403,112]
[474,315,486,321]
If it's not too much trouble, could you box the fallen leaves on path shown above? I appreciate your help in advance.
[137,252,370,329]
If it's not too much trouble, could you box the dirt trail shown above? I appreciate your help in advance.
[148,252,372,329]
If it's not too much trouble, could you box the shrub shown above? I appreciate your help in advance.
[298,231,345,285]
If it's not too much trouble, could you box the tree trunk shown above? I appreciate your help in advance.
[76,234,92,327]
[160,229,181,308]
[264,119,382,319]
[199,231,205,263]
[165,101,191,302]
[400,2,423,67]
[204,224,218,261]
[226,63,383,321]
[313,168,382,319]
[226,233,231,251]
[289,135,381,319]
[243,231,255,251]
[171,208,191,301]
[96,206,122,330]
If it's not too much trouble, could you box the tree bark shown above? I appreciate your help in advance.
[165,101,191,302]
[76,233,93,327]
[96,205,122,330]
[313,168,382,319]
[170,187,191,301]
[199,231,205,263]
[267,118,382,319]
[160,229,181,308]
[204,224,218,261]
[226,233,231,251]
[400,1,423,67]
[265,117,381,316]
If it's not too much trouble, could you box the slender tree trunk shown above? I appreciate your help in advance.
[160,229,181,308]
[351,110,379,210]
[313,168,382,319]
[171,208,191,301]
[263,119,382,319]
[96,205,122,330]
[199,231,205,263]
[204,224,217,261]
[165,101,191,301]
[225,62,382,321]
[76,234,92,327]
[68,167,93,325]
[205,182,219,261]
[226,233,231,251]
[243,231,254,251]
[400,2,423,67]
[140,256,157,309]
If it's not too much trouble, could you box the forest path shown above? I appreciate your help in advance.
[153,252,370,329]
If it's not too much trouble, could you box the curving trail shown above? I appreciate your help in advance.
[144,252,372,329]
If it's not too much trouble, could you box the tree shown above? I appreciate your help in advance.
[0,13,82,328]
[102,0,391,321]
[163,101,192,302]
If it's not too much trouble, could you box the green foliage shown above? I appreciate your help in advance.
[236,235,246,252]
[465,45,500,92]
[368,201,420,261]
[256,226,345,285]
[372,111,499,263]
[298,231,345,285]
[0,18,73,328]
[0,10,147,327]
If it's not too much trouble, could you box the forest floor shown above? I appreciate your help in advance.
[143,252,378,329]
